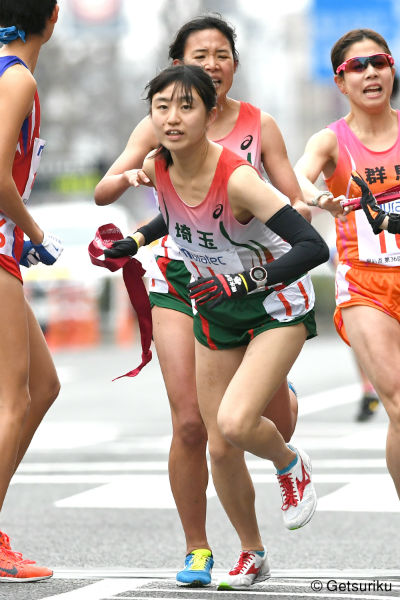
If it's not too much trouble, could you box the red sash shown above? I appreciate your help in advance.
[88,224,152,379]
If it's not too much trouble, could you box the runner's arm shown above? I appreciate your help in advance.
[228,166,329,279]
[94,116,158,205]
[0,68,43,243]
[103,159,163,258]
[260,111,310,221]
[294,128,347,218]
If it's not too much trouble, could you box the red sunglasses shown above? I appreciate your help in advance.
[336,53,394,75]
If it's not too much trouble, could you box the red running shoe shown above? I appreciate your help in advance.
[0,546,52,582]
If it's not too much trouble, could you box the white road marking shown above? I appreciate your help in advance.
[40,569,400,600]
[40,578,148,600]
[26,423,389,454]
[6,471,387,512]
[27,384,375,455]
[16,457,388,473]
[297,383,360,416]
[29,423,119,450]
[52,567,400,579]
[317,476,400,512]
[17,384,395,512]
[54,475,182,509]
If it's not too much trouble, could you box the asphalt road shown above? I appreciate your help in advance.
[1,326,399,600]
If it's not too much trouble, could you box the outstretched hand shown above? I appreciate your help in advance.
[123,169,153,188]
[104,235,139,259]
[351,171,386,234]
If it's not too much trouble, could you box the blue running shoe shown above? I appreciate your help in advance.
[176,548,213,587]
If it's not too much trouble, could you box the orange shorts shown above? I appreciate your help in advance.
[334,262,400,346]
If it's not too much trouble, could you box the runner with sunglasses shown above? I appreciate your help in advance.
[295,28,400,500]
[128,63,327,590]
[95,14,310,587]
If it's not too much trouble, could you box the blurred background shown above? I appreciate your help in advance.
[24,0,400,351]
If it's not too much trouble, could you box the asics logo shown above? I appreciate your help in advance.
[296,460,311,500]
[0,565,18,575]
[240,134,253,150]
[213,204,223,218]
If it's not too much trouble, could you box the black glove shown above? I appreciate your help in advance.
[351,171,386,234]
[104,235,139,258]
[188,270,262,309]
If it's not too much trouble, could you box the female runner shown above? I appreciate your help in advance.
[95,15,308,586]
[122,63,328,590]
[295,28,400,500]
[0,0,63,582]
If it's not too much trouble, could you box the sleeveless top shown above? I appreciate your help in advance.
[154,146,290,285]
[152,101,263,263]
[325,114,400,267]
[0,55,45,280]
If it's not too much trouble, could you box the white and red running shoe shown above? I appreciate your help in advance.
[276,445,317,530]
[217,550,270,590]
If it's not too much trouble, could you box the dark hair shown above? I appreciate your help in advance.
[169,13,239,65]
[0,0,57,36]
[331,28,392,75]
[145,64,217,167]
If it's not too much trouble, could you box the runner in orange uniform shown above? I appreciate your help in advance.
[295,28,400,500]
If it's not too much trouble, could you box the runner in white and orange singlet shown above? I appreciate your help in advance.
[295,28,400,501]
[123,64,327,590]
[95,14,307,587]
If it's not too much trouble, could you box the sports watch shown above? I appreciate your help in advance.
[249,265,268,289]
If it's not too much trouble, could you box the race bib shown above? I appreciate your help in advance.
[357,199,400,265]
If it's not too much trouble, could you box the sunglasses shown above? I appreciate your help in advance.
[336,53,394,75]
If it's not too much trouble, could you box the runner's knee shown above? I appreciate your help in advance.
[173,414,207,447]
[382,391,400,431]
[208,436,239,465]
[1,388,31,422]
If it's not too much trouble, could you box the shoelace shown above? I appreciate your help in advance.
[0,531,11,550]
[229,551,255,575]
[0,546,36,565]
[190,553,211,571]
[277,473,299,509]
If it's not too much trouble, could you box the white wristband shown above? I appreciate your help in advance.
[311,190,333,207]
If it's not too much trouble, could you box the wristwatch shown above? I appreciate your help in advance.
[249,265,268,289]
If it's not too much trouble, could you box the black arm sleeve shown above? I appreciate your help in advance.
[136,212,168,245]
[388,213,400,234]
[261,205,329,285]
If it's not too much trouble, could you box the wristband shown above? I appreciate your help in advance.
[129,232,143,249]
[311,190,333,207]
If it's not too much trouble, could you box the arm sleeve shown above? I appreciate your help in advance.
[136,212,168,245]
[387,213,400,234]
[261,204,329,285]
